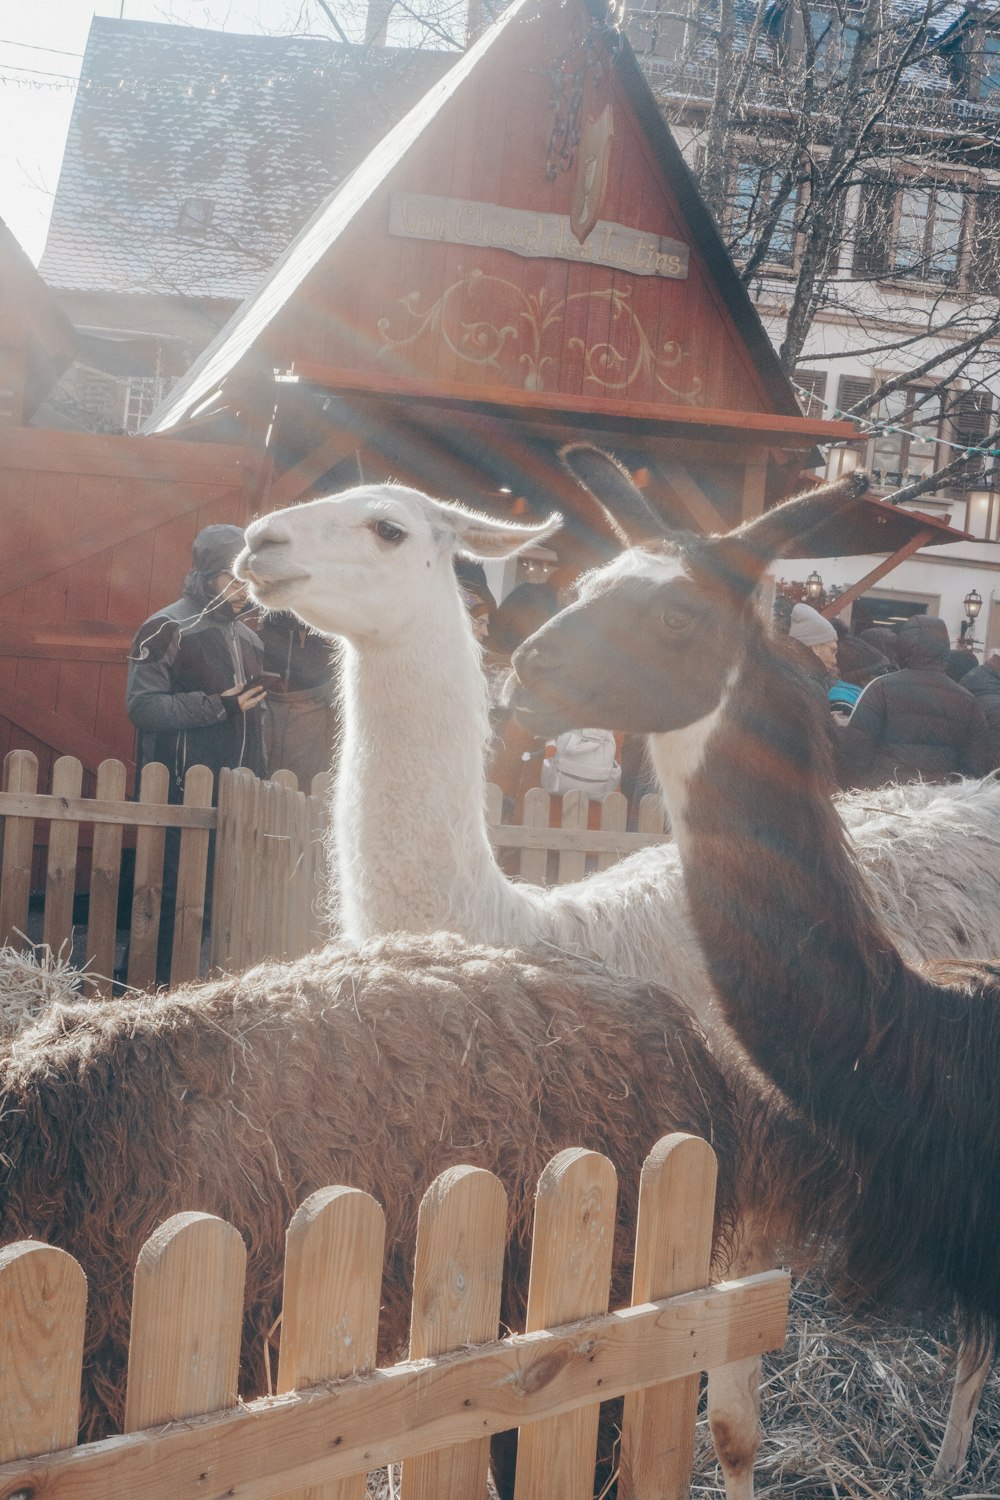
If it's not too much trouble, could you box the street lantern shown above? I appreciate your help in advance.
[964,588,983,622]
[805,570,824,602]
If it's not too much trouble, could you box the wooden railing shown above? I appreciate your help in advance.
[0,752,670,991]
[0,751,329,990]
[0,1133,789,1500]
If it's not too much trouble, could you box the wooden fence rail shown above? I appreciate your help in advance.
[0,752,670,991]
[0,1133,790,1500]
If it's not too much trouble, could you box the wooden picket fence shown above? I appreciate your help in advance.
[0,751,329,991]
[0,752,669,990]
[0,1133,789,1500]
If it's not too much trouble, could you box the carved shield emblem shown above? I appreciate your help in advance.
[570,103,614,246]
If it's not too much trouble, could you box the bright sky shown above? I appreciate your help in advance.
[0,0,373,264]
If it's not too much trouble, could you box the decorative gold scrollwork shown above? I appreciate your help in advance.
[378,272,702,403]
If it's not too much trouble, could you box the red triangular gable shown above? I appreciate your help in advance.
[151,0,797,433]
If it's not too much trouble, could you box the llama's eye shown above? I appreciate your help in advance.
[660,604,695,633]
[373,519,405,545]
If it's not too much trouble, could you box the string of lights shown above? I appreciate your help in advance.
[790,375,1000,461]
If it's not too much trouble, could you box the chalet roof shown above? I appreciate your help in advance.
[781,493,973,556]
[0,219,77,419]
[148,0,807,435]
[39,17,451,302]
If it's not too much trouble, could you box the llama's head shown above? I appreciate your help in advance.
[235,484,561,643]
[509,446,868,736]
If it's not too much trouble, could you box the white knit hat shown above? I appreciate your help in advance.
[789,602,837,647]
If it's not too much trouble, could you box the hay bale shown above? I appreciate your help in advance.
[0,932,745,1443]
[0,943,82,1044]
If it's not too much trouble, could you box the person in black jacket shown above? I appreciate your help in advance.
[840,614,993,788]
[126,523,267,983]
[960,651,1000,768]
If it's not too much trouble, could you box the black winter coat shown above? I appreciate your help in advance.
[126,593,267,799]
[840,617,992,787]
[961,660,1000,769]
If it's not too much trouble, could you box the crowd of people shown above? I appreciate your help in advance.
[784,601,997,789]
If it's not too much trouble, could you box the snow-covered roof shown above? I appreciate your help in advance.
[39,17,452,301]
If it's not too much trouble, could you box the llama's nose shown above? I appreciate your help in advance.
[512,639,548,687]
[247,517,292,550]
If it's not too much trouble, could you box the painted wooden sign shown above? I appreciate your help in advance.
[388,193,689,279]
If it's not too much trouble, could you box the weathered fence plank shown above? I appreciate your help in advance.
[513,1149,617,1500]
[0,1241,85,1462]
[597,789,628,872]
[519,786,551,884]
[402,1166,506,1500]
[556,790,589,886]
[127,761,170,992]
[124,1212,246,1433]
[0,748,38,948]
[42,756,83,960]
[619,1134,717,1500]
[277,1186,386,1500]
[86,758,127,995]
[169,764,214,987]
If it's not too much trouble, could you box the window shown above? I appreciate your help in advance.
[895,183,963,281]
[869,387,944,491]
[124,376,170,434]
[854,178,965,284]
[730,159,798,267]
[970,189,1000,294]
[807,7,861,76]
[978,32,1000,97]
[177,197,215,236]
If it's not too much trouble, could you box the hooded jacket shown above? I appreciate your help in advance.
[126,527,266,796]
[961,656,1000,768]
[840,615,993,787]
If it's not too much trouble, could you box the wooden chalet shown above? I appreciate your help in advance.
[147,0,859,565]
[0,0,970,794]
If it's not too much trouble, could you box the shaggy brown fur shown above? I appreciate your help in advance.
[0,932,775,1444]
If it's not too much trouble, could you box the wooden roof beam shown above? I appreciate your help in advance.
[288,364,856,448]
[819,528,937,619]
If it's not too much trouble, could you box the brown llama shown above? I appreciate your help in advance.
[0,930,827,1496]
[508,447,1000,1480]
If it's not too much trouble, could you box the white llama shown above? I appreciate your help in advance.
[235,482,1000,1489]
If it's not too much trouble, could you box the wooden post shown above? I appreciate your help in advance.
[556,791,589,886]
[402,1166,506,1500]
[0,749,38,948]
[42,756,83,960]
[0,1242,86,1462]
[278,1186,386,1500]
[169,764,214,987]
[125,1212,246,1433]
[127,762,170,992]
[597,789,628,872]
[86,758,127,995]
[619,1134,717,1499]
[513,1149,617,1500]
[519,788,550,885]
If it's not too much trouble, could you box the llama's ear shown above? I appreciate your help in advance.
[559,444,667,547]
[728,470,870,568]
[447,506,563,559]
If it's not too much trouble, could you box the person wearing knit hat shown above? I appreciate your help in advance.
[789,602,839,675]
[126,522,268,984]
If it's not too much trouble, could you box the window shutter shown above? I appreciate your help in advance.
[795,369,828,418]
[952,390,993,487]
[853,181,895,276]
[836,374,874,415]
